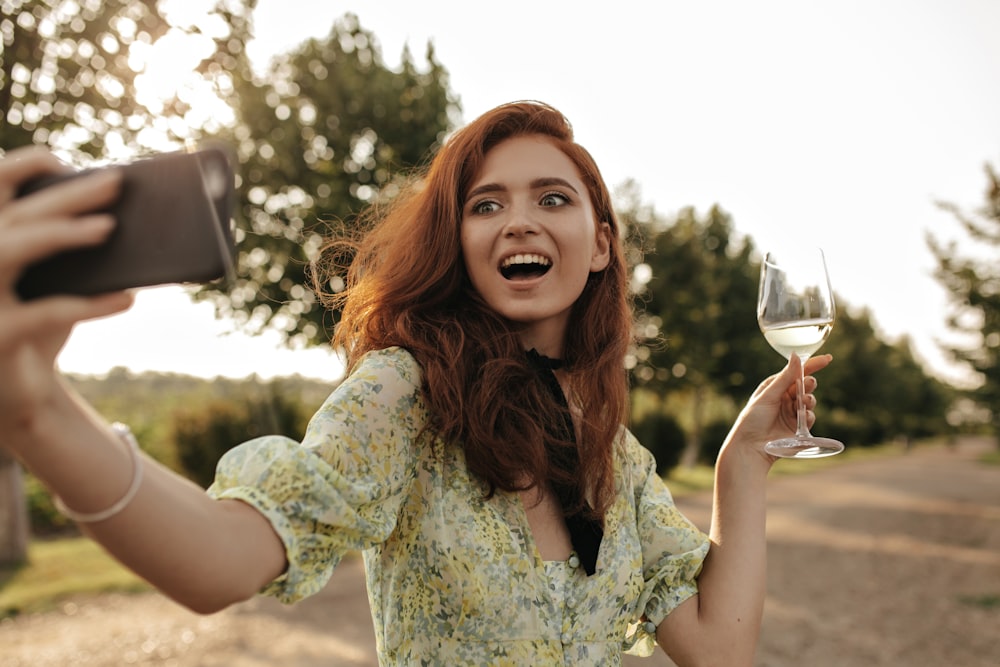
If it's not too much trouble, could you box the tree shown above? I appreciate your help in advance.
[0,450,28,565]
[194,13,459,348]
[820,305,953,446]
[621,190,773,467]
[1,0,254,158]
[927,162,1000,436]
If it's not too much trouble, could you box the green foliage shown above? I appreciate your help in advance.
[663,464,716,497]
[627,202,773,402]
[697,419,735,466]
[172,382,311,488]
[195,13,460,347]
[978,445,1000,465]
[21,370,336,531]
[22,474,72,535]
[928,162,1000,433]
[630,385,741,472]
[630,409,686,474]
[619,186,773,465]
[821,306,955,445]
[957,593,1000,609]
[1,0,254,158]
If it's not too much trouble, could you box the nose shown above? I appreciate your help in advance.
[502,203,539,237]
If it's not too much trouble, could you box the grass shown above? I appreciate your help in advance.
[958,593,1000,609]
[979,449,1000,466]
[768,439,907,476]
[0,536,149,619]
[665,440,908,496]
[666,464,717,496]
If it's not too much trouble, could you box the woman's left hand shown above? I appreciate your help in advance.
[721,353,833,466]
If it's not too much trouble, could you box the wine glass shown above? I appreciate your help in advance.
[757,247,844,458]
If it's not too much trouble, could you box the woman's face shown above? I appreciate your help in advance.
[460,135,611,356]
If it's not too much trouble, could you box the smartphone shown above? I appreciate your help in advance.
[15,147,236,300]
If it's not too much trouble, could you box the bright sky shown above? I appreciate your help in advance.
[57,0,1000,386]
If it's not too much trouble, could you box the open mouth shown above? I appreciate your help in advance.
[500,253,552,281]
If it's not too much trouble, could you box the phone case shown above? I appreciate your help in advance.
[15,148,235,300]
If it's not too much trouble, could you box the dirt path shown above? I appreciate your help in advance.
[1,439,997,666]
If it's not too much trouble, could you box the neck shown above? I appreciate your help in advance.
[517,331,564,360]
[514,313,569,360]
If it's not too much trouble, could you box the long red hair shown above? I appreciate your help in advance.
[316,101,633,519]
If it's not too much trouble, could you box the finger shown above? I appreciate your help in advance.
[0,147,72,206]
[0,291,134,347]
[804,353,832,375]
[2,168,123,226]
[788,375,817,400]
[760,353,803,403]
[753,353,828,402]
[749,358,793,399]
[0,214,116,282]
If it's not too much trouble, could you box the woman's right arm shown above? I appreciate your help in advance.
[0,147,286,614]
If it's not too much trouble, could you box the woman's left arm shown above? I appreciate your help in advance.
[656,353,832,667]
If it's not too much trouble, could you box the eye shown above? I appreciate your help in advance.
[470,199,501,215]
[539,191,570,207]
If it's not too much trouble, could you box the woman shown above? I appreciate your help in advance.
[0,101,830,666]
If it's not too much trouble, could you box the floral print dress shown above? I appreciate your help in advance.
[208,347,709,665]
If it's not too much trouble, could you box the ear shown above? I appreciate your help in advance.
[590,221,612,272]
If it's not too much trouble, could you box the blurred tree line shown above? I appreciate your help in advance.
[24,369,336,533]
[618,186,956,472]
[0,1,990,544]
[928,163,1000,438]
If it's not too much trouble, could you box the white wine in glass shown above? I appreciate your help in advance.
[757,248,844,458]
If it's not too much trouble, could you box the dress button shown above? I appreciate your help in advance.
[643,621,656,634]
[567,554,581,569]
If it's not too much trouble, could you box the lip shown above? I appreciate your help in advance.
[501,272,549,291]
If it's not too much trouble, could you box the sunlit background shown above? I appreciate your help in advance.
[29,0,1000,385]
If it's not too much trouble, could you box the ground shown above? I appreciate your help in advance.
[1,439,997,666]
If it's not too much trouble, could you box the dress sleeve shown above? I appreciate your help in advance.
[206,347,426,604]
[623,431,710,654]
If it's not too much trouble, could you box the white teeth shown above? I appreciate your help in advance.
[501,254,551,268]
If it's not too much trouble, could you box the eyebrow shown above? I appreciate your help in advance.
[466,177,580,201]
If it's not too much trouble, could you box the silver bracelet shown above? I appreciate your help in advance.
[55,422,144,523]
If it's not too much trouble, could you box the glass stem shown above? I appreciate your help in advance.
[794,353,811,437]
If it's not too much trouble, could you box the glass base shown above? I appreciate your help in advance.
[765,436,844,459]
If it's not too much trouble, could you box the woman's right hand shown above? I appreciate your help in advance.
[0,147,133,431]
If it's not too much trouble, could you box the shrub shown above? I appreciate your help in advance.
[698,419,735,465]
[631,411,687,474]
[172,388,310,488]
